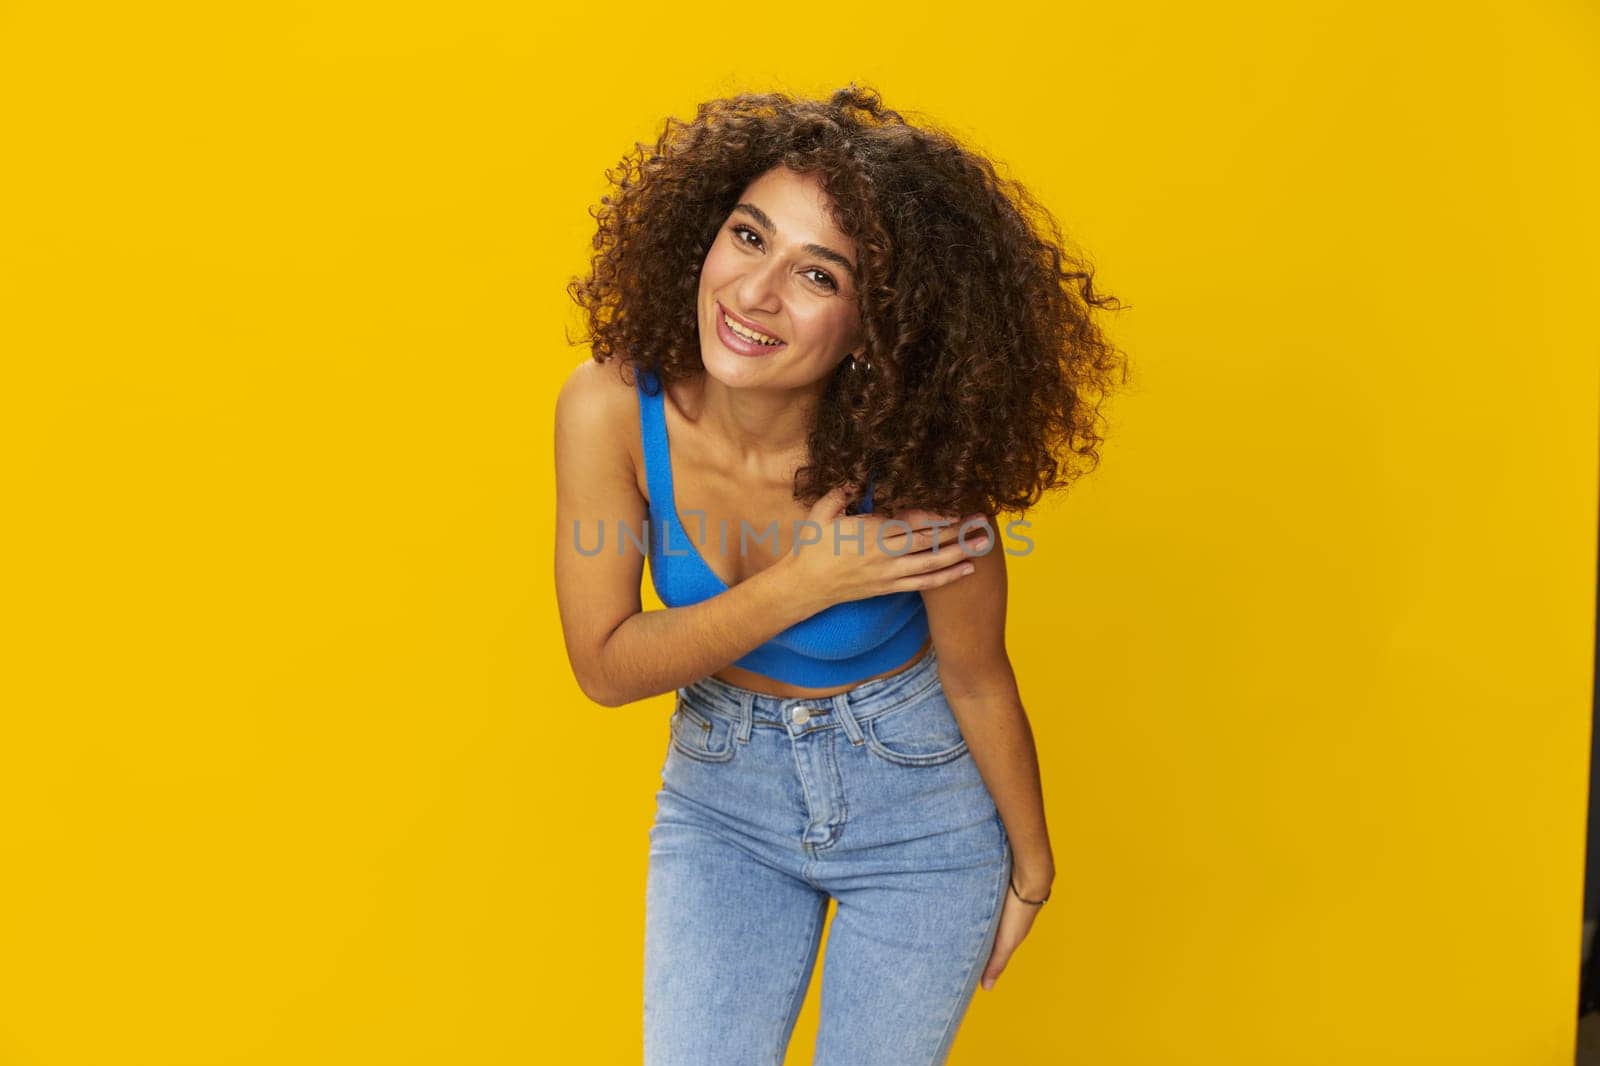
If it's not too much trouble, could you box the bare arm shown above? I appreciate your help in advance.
[554,359,981,707]
[553,360,837,707]
[586,562,830,707]
[920,518,1055,897]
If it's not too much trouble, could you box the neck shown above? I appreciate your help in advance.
[699,374,827,469]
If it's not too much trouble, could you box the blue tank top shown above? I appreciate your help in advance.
[635,368,931,687]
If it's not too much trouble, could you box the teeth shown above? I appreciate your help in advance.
[724,312,783,346]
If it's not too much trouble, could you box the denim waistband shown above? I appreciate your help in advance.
[680,644,942,728]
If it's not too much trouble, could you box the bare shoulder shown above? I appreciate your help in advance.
[554,357,646,493]
[556,357,641,423]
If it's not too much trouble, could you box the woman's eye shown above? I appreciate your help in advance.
[730,225,837,292]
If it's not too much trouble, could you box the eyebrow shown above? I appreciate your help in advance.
[733,202,858,282]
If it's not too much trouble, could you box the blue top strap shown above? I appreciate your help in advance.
[636,368,675,520]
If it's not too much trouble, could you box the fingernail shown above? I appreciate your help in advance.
[981,977,995,991]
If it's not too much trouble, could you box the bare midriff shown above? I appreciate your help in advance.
[711,632,934,699]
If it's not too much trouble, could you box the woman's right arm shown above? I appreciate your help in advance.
[553,360,980,707]
[553,361,832,707]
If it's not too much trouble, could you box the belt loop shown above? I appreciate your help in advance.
[831,692,864,745]
[737,691,754,743]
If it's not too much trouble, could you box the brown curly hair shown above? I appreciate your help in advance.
[566,83,1131,519]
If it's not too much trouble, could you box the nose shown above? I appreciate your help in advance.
[736,254,784,314]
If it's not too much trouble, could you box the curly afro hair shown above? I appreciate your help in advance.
[566,83,1131,519]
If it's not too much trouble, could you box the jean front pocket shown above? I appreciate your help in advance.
[668,693,737,764]
[862,690,970,768]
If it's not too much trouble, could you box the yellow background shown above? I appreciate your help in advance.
[3,1,1597,1063]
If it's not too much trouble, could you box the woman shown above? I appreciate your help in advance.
[555,85,1127,1065]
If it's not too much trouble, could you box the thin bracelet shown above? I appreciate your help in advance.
[1009,875,1050,906]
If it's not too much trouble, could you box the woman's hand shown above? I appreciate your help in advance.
[980,864,1054,992]
[785,483,989,610]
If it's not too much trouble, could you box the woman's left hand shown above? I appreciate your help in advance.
[980,877,1049,991]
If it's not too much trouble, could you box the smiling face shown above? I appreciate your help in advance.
[696,166,865,389]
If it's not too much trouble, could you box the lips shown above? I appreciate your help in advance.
[714,302,787,357]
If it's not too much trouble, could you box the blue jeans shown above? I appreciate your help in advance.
[644,646,1012,1065]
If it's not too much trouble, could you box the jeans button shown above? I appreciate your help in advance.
[791,706,811,725]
